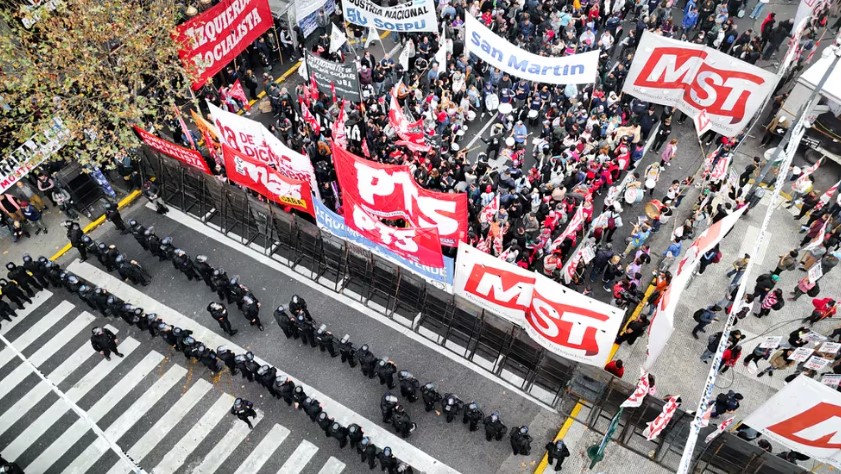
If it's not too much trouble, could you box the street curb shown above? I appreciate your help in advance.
[49,190,142,261]
[533,403,583,473]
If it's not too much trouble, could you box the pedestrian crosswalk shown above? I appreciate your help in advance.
[0,291,349,474]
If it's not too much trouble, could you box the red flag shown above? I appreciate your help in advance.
[550,205,585,250]
[310,74,320,101]
[621,370,651,408]
[330,81,337,104]
[299,100,321,136]
[173,105,196,150]
[229,80,251,110]
[331,100,348,148]
[814,179,840,211]
[361,137,371,158]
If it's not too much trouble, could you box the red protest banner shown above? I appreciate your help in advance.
[133,125,211,174]
[223,144,314,215]
[174,0,273,90]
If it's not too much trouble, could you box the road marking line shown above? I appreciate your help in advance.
[141,203,555,413]
[154,393,236,474]
[122,378,212,465]
[1,337,140,459]
[0,290,52,335]
[64,364,187,474]
[317,457,346,474]
[0,310,93,402]
[534,403,582,473]
[192,410,264,474]
[70,260,461,474]
[0,324,118,439]
[277,440,318,474]
[233,424,290,474]
[466,114,497,149]
[25,351,164,472]
[0,300,73,368]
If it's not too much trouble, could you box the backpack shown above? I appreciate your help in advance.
[711,250,722,263]
[772,298,785,311]
[693,308,705,322]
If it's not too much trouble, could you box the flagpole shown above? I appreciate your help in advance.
[675,42,841,474]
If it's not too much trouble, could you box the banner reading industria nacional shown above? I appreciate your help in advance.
[342,0,437,33]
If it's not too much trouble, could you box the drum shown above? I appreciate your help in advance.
[467,110,477,122]
[451,142,460,152]
[528,109,539,126]
[505,137,515,147]
[645,178,656,189]
[644,199,667,219]
[624,188,638,204]
[485,93,499,111]
[498,102,513,116]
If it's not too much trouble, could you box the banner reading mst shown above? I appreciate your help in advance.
[175,0,273,90]
[623,31,777,136]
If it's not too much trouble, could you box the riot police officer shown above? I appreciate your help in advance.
[545,439,571,471]
[173,249,200,281]
[194,255,215,288]
[90,327,123,360]
[153,322,171,341]
[316,412,334,435]
[65,220,87,261]
[6,262,42,296]
[398,371,420,402]
[158,236,175,262]
[90,287,110,316]
[21,254,49,289]
[391,404,416,438]
[510,425,532,455]
[295,314,316,347]
[129,220,148,250]
[376,357,397,389]
[143,313,159,337]
[0,278,31,308]
[381,392,399,423]
[236,351,259,381]
[211,268,230,302]
[172,327,194,351]
[217,345,237,374]
[0,296,16,324]
[358,437,378,469]
[231,398,257,429]
[315,325,338,356]
[347,423,364,449]
[256,364,277,389]
[226,276,248,307]
[337,335,357,367]
[441,393,463,423]
[303,397,323,422]
[327,421,349,448]
[292,385,307,409]
[288,294,311,320]
[240,294,264,331]
[273,305,298,339]
[117,256,151,286]
[378,447,397,472]
[207,302,238,336]
[483,411,507,441]
[270,375,292,403]
[106,294,126,319]
[145,228,163,259]
[463,401,484,432]
[41,258,62,287]
[77,284,96,311]
[180,335,197,359]
[104,202,128,233]
[356,344,377,378]
[61,272,82,293]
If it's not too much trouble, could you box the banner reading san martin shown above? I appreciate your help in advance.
[305,51,361,103]
[342,0,438,33]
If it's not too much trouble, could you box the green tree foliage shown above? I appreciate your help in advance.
[0,0,193,168]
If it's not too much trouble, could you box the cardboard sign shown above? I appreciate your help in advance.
[789,347,815,362]
[759,336,782,349]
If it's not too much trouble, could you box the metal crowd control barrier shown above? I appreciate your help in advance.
[141,149,809,474]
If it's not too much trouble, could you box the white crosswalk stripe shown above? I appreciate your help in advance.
[64,365,187,474]
[153,393,235,474]
[0,309,94,402]
[1,337,140,459]
[0,300,73,368]
[233,424,290,474]
[0,325,119,439]
[121,378,213,466]
[192,410,264,474]
[277,440,319,474]
[317,457,346,474]
[0,290,51,335]
[24,351,165,473]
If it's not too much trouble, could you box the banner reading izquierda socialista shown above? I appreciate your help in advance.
[464,14,599,85]
[174,0,273,90]
[342,0,437,33]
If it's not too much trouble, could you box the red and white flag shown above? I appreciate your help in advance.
[310,74,320,101]
[331,100,347,148]
[561,248,582,284]
[643,395,681,441]
[705,415,735,444]
[621,370,651,408]
[802,220,829,252]
[795,157,822,189]
[479,195,499,224]
[699,404,715,428]
[814,179,840,212]
[710,153,731,182]
[330,81,337,104]
[550,205,585,250]
[300,99,321,136]
[229,80,252,110]
[173,105,196,150]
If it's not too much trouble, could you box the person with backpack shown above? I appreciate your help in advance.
[756,288,784,318]
[692,305,721,339]
[772,250,799,275]
[757,348,795,377]
[695,245,722,275]
[19,200,47,235]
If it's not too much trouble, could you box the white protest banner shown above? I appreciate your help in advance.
[208,102,316,187]
[343,0,438,33]
[329,22,347,53]
[789,347,815,362]
[742,376,841,468]
[453,242,535,325]
[296,0,330,26]
[804,356,831,371]
[759,336,782,349]
[464,14,599,85]
[623,31,778,137]
[0,116,69,193]
[526,274,625,366]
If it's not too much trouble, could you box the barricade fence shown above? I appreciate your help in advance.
[140,149,808,474]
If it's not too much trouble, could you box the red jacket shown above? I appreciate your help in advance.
[604,360,624,378]
[812,298,837,319]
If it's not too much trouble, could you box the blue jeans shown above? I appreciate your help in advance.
[750,1,765,19]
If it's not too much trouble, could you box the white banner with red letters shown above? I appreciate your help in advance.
[208,102,316,188]
[623,31,778,137]
[454,243,624,366]
[133,126,211,174]
[742,376,841,468]
[174,0,273,90]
